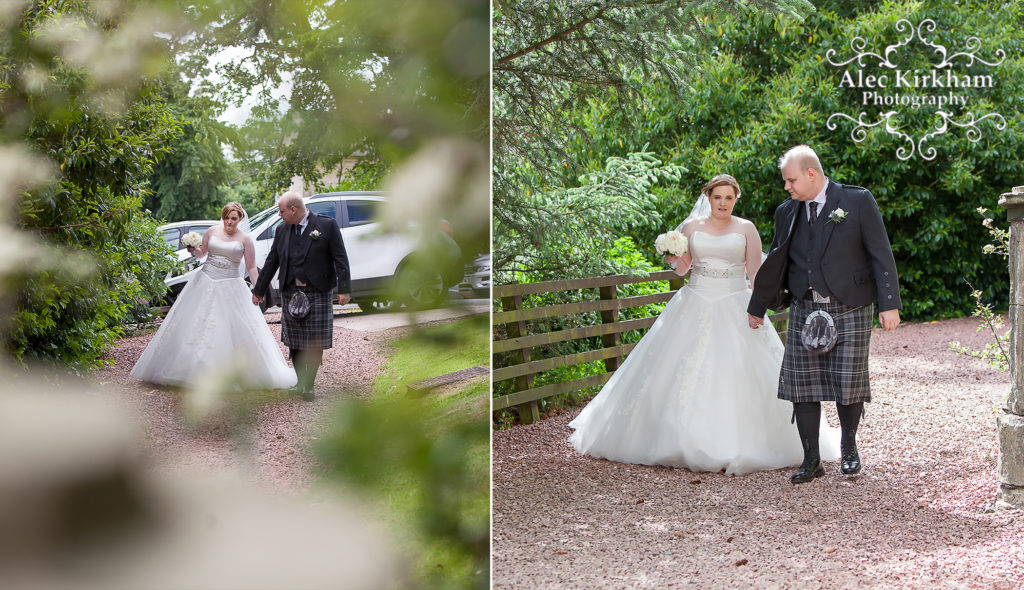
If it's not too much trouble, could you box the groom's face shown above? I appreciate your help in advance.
[278,203,302,225]
[781,163,817,201]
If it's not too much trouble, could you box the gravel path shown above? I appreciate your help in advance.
[493,317,1024,589]
[94,311,394,493]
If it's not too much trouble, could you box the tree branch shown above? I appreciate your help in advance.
[495,6,608,67]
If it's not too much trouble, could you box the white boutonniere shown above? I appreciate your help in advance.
[310,229,321,240]
[828,208,847,224]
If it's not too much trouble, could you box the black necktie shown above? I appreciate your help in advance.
[292,224,300,238]
[808,201,819,241]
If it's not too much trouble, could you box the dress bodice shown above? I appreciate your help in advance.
[690,231,745,272]
[202,235,244,280]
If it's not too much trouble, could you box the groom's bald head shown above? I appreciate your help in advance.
[277,191,307,224]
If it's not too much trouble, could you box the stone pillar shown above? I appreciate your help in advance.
[996,185,1024,509]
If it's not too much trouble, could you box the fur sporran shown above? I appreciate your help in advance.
[287,290,311,319]
[801,309,838,355]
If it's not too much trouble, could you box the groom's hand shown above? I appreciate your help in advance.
[252,293,264,306]
[879,309,900,331]
[336,293,351,305]
[747,313,764,330]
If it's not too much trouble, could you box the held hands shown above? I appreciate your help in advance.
[879,309,900,331]
[336,293,351,305]
[252,293,264,306]
[747,313,765,330]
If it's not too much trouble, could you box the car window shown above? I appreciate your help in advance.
[189,224,214,236]
[161,229,181,246]
[248,207,278,229]
[345,200,378,227]
[260,202,338,240]
[308,201,338,220]
[262,220,282,240]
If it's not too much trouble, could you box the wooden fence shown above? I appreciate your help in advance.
[492,271,789,424]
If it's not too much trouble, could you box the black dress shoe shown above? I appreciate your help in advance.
[299,388,315,402]
[791,459,826,484]
[841,445,862,474]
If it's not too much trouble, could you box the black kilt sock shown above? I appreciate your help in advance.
[304,348,323,389]
[837,402,864,451]
[291,348,312,390]
[794,402,822,451]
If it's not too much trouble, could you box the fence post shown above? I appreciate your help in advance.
[599,285,621,372]
[997,185,1024,509]
[502,294,539,424]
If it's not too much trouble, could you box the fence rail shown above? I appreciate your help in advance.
[492,271,788,423]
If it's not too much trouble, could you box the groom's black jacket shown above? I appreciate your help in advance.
[252,213,351,297]
[747,180,901,317]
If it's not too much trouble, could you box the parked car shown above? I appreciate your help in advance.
[247,192,463,313]
[158,220,220,305]
[158,220,219,250]
[452,253,490,299]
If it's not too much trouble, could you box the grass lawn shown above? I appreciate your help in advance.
[316,313,490,590]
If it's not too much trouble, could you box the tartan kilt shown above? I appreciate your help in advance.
[280,285,335,350]
[779,298,874,404]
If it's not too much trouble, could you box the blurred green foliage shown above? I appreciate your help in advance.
[317,317,489,590]
[2,0,182,370]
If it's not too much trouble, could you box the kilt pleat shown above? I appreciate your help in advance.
[281,285,334,350]
[779,298,873,404]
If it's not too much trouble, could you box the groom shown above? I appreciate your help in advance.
[747,145,901,483]
[252,192,351,400]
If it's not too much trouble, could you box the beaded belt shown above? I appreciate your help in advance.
[691,265,745,279]
[204,255,235,269]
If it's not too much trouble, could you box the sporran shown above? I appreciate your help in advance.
[801,309,838,355]
[287,290,311,319]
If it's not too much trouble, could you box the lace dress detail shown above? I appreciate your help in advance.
[568,231,839,475]
[130,236,297,389]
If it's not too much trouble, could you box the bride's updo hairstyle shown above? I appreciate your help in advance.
[702,174,741,199]
[221,201,245,220]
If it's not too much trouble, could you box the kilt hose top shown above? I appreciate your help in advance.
[747,179,902,405]
[252,212,351,351]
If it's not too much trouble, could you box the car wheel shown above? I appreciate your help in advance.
[397,263,445,310]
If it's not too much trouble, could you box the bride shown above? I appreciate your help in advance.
[131,202,297,390]
[569,174,839,475]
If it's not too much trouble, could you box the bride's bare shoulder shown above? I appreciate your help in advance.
[732,217,761,232]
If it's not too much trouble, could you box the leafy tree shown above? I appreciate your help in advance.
[564,0,1024,320]
[146,75,237,222]
[1,0,182,370]
[176,2,487,179]
[492,0,815,279]
[494,149,684,283]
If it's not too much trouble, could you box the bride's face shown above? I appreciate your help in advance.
[708,185,738,221]
[223,211,242,234]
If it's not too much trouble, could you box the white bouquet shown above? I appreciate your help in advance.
[654,230,688,257]
[181,231,203,249]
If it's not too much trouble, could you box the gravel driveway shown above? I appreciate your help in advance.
[95,311,395,493]
[492,317,1024,588]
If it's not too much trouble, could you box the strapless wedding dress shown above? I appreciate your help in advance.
[569,231,839,475]
[131,236,297,389]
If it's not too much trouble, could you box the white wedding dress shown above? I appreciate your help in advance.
[131,236,297,389]
[569,231,839,475]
